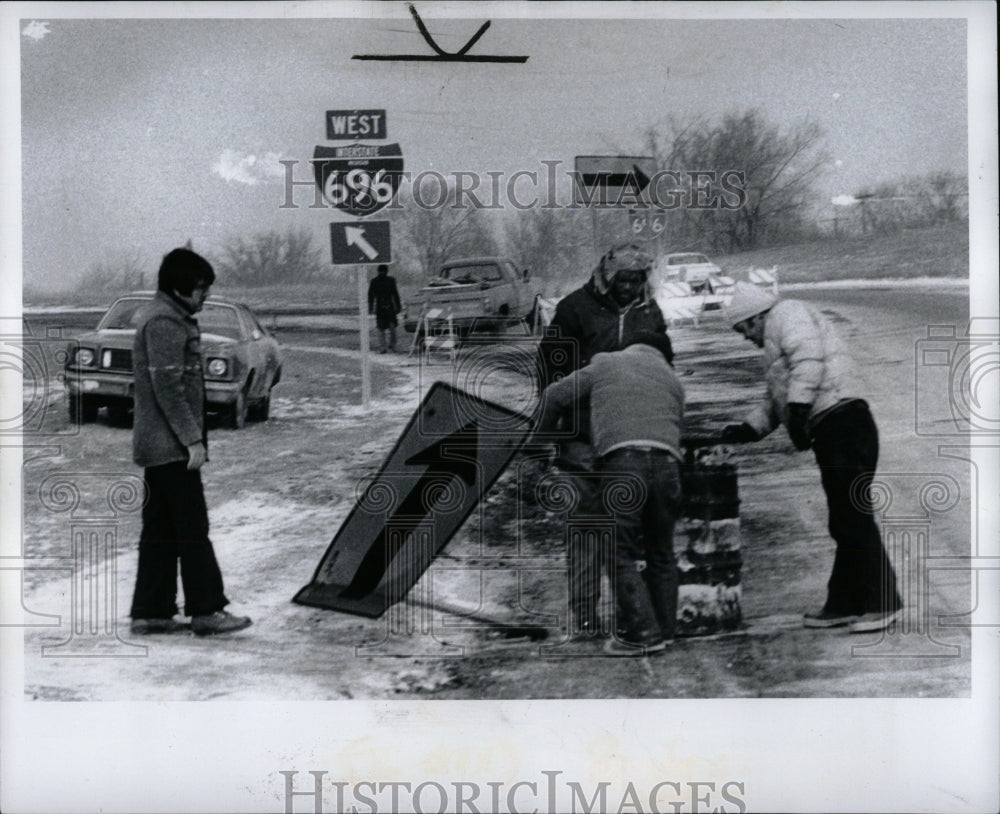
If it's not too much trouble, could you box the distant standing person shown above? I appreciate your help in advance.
[722,282,902,633]
[129,248,252,636]
[535,243,669,638]
[368,263,402,353]
[536,332,684,656]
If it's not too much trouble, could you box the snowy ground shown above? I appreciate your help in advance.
[12,280,978,700]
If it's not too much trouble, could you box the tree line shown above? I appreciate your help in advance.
[76,109,967,295]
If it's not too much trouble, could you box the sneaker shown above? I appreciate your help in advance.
[191,610,253,636]
[603,637,669,657]
[130,617,188,635]
[802,609,861,628]
[849,609,902,634]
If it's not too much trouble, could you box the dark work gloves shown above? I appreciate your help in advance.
[786,403,813,451]
[722,423,758,443]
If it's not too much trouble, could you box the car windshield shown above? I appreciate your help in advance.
[667,254,710,265]
[97,298,148,329]
[197,304,242,339]
[97,298,243,340]
[440,264,502,283]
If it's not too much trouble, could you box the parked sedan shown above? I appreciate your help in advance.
[64,292,282,428]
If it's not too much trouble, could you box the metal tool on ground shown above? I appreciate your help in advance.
[404,595,549,641]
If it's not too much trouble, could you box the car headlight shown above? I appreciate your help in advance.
[75,348,95,367]
[206,358,229,377]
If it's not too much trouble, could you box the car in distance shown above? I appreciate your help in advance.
[659,252,724,293]
[64,292,282,428]
[402,256,542,337]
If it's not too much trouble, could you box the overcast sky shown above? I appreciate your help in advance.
[14,8,969,289]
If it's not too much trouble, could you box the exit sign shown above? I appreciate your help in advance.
[326,109,386,140]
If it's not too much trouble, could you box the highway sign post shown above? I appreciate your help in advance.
[317,113,403,410]
[573,155,656,258]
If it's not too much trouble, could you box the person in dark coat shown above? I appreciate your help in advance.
[367,263,402,353]
[534,243,671,638]
[129,248,252,636]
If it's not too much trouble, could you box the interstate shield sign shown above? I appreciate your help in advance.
[313,143,404,217]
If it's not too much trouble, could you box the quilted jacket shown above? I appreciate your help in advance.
[742,299,861,437]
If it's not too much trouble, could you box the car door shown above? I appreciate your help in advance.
[241,306,278,398]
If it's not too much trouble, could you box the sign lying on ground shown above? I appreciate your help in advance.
[313,143,404,217]
[573,155,655,206]
[330,220,391,265]
[293,382,533,617]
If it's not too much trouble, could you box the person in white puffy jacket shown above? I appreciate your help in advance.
[722,282,902,634]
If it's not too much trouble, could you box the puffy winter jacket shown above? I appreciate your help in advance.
[742,299,862,438]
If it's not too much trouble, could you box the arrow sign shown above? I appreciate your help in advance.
[345,225,379,260]
[293,382,533,617]
[573,155,656,207]
[580,165,650,193]
[330,220,391,265]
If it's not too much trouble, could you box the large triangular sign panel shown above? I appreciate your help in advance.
[293,382,533,617]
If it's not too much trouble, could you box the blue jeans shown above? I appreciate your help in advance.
[598,448,682,643]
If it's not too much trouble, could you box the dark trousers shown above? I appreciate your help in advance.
[811,400,902,615]
[374,312,397,351]
[599,448,682,643]
[130,462,228,619]
[552,441,604,631]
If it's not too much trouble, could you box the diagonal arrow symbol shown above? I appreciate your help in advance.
[340,420,480,599]
[345,225,379,260]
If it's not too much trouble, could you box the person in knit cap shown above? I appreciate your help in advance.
[722,282,902,633]
[535,243,670,640]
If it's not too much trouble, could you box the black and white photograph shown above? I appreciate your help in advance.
[2,2,997,812]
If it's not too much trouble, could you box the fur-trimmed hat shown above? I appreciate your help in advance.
[726,281,777,327]
[591,243,654,295]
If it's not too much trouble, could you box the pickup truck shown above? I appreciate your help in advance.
[402,256,542,336]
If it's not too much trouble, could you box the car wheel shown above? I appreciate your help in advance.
[68,394,98,424]
[248,389,271,422]
[229,385,248,429]
[107,401,133,428]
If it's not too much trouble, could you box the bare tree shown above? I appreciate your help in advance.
[79,247,148,294]
[640,110,827,253]
[853,169,968,234]
[215,226,323,286]
[393,185,498,280]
